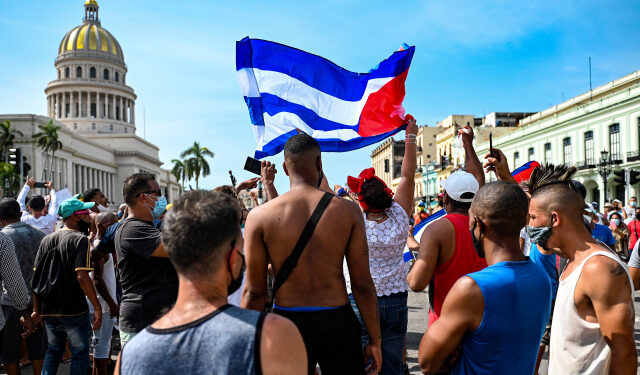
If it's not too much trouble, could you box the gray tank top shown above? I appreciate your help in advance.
[119,305,265,375]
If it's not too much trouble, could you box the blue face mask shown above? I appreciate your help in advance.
[145,194,167,220]
[526,225,553,249]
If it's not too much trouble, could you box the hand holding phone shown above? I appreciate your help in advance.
[34,182,47,188]
[244,157,262,176]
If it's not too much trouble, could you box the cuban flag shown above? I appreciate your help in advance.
[403,209,447,262]
[511,161,540,183]
[236,37,415,158]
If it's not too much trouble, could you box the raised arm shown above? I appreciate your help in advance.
[483,147,517,184]
[582,257,637,375]
[17,178,34,212]
[460,126,485,187]
[345,206,382,374]
[242,208,269,311]
[45,180,58,216]
[394,119,418,216]
[419,276,483,373]
[261,161,279,201]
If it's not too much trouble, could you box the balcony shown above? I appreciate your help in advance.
[628,151,640,162]
[575,160,596,171]
[610,153,624,165]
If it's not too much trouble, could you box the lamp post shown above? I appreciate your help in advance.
[598,150,612,204]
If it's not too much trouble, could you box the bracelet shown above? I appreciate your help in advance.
[406,134,417,139]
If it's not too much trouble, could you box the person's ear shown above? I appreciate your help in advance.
[551,211,560,228]
[282,162,289,177]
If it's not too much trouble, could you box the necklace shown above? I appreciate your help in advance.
[366,213,386,221]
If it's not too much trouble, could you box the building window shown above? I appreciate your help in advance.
[563,137,572,164]
[91,103,96,118]
[609,123,620,160]
[115,72,119,82]
[74,123,77,130]
[584,131,594,164]
[528,147,534,161]
[65,67,70,78]
[513,151,520,167]
[109,124,113,131]
[90,67,96,78]
[124,127,128,133]
[92,123,96,129]
[544,143,551,163]
[103,69,109,80]
[76,66,82,78]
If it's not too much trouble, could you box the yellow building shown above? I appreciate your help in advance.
[370,138,404,190]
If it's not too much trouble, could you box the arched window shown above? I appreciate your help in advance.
[90,67,96,78]
[65,67,70,78]
[76,66,82,78]
[103,69,109,80]
[115,72,119,82]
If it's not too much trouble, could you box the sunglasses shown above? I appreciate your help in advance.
[138,190,162,197]
[74,210,90,215]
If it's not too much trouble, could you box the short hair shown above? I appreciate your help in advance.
[162,190,241,277]
[82,188,101,202]
[123,173,155,205]
[213,185,246,210]
[359,179,393,212]
[471,181,529,236]
[0,198,21,221]
[27,195,45,211]
[528,163,583,221]
[284,133,320,158]
[444,192,472,210]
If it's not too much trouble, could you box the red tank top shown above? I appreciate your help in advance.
[428,213,487,325]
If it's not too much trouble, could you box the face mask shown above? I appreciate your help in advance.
[117,211,123,219]
[145,194,167,220]
[77,220,91,236]
[526,222,554,250]
[470,220,485,258]
[612,219,620,226]
[227,250,245,295]
[97,204,110,213]
[631,202,638,208]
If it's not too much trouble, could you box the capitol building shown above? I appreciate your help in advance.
[1,0,180,204]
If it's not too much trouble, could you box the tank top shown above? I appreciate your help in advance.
[428,214,487,325]
[119,305,266,375]
[549,251,633,375]
[452,260,552,375]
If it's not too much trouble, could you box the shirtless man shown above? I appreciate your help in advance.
[527,164,636,375]
[242,134,382,375]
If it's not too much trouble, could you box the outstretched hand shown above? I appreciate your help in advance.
[261,161,277,186]
[26,177,35,189]
[459,125,474,146]
[236,177,260,191]
[483,147,516,183]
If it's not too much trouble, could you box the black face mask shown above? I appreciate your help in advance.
[227,250,246,296]
[470,220,485,259]
[77,220,91,236]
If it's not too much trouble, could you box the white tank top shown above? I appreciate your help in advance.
[549,251,633,375]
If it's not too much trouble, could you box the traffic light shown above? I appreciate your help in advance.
[613,170,626,185]
[630,170,640,185]
[8,148,20,168]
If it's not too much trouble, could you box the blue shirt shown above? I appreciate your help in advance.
[453,260,551,375]
[591,224,616,246]
[529,244,558,298]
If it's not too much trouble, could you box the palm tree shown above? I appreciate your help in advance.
[0,162,20,196]
[171,158,191,192]
[32,120,63,184]
[180,141,214,189]
[0,120,24,162]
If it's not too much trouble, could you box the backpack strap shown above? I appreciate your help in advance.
[272,192,334,299]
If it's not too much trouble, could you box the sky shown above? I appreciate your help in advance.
[1,0,640,193]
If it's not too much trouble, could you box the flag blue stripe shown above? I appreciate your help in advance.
[237,37,414,101]
[261,93,358,131]
[413,209,446,236]
[244,97,265,126]
[511,161,535,176]
[254,125,407,159]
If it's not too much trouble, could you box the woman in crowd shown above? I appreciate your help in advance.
[344,118,417,375]
[610,212,630,259]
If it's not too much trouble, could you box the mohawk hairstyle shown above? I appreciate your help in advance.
[526,163,578,196]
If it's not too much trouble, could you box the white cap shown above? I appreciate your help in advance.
[440,171,479,203]
[584,202,595,213]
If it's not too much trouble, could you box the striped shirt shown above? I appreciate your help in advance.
[0,232,31,330]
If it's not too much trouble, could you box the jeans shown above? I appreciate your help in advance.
[350,291,409,375]
[42,313,91,375]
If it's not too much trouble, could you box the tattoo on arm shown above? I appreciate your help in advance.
[611,263,627,277]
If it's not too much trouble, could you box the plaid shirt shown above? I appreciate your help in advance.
[0,232,30,330]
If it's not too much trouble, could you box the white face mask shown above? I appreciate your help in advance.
[97,204,110,213]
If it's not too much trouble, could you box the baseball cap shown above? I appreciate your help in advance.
[440,171,479,203]
[58,197,95,218]
[418,201,426,207]
[613,199,622,204]
[584,202,595,214]
[604,202,612,208]
[591,201,599,210]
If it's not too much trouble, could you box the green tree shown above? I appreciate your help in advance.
[0,162,20,196]
[32,120,63,184]
[180,141,214,189]
[170,158,191,192]
[0,120,24,162]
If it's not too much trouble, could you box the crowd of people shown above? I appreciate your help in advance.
[0,117,639,375]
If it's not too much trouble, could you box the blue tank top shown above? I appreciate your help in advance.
[529,244,558,298]
[453,260,551,375]
[119,305,265,375]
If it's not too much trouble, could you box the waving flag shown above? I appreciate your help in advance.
[236,37,415,158]
[403,209,447,262]
[511,161,540,183]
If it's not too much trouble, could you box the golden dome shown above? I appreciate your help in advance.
[57,23,124,64]
[85,0,98,5]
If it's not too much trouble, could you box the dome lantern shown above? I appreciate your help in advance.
[84,0,99,23]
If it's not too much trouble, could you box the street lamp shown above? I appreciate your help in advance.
[598,150,612,203]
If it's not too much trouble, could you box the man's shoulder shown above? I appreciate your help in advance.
[580,249,630,292]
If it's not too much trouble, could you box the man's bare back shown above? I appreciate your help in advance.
[244,185,365,307]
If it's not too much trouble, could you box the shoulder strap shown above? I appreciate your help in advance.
[272,192,334,299]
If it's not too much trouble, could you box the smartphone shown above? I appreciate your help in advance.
[244,156,262,176]
[489,132,493,158]
[34,182,47,188]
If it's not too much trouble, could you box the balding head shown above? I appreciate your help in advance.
[471,181,529,236]
[95,211,118,237]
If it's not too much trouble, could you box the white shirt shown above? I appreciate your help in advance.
[344,202,410,297]
[519,227,531,256]
[17,185,59,235]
